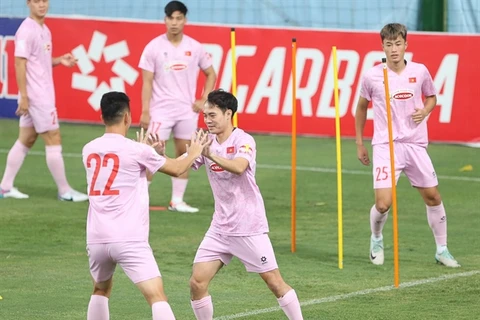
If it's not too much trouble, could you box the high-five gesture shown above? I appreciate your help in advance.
[186,129,211,158]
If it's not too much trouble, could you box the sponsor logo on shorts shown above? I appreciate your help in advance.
[210,163,224,172]
[261,256,267,265]
[392,89,414,100]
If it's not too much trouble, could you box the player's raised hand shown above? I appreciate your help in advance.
[15,97,29,116]
[357,144,370,166]
[412,108,428,124]
[60,53,78,67]
[148,133,166,155]
[186,129,210,157]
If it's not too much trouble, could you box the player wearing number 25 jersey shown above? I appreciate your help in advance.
[81,91,208,320]
[355,23,459,268]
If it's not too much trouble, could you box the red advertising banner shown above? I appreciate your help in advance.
[2,16,480,143]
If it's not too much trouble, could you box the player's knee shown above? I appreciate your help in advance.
[144,290,168,306]
[189,275,208,294]
[41,129,61,146]
[261,270,290,297]
[375,202,391,213]
[21,136,36,148]
[423,191,442,206]
[92,286,112,298]
[18,129,37,148]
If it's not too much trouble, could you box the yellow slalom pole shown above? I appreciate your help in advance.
[291,38,297,253]
[231,27,238,127]
[382,57,400,288]
[332,46,344,270]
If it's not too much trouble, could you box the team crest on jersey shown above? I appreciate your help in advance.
[227,146,235,154]
[210,163,225,172]
[391,89,414,101]
[239,144,253,154]
[164,60,188,71]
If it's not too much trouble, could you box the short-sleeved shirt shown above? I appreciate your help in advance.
[192,128,269,236]
[15,17,55,107]
[138,34,213,120]
[359,61,437,147]
[82,133,166,244]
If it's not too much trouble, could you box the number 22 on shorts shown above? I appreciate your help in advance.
[87,153,120,196]
[375,166,389,181]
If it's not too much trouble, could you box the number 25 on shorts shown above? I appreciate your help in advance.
[87,153,120,196]
[375,166,389,181]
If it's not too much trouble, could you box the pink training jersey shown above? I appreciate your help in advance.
[82,133,166,244]
[192,128,269,236]
[15,17,55,106]
[138,34,213,120]
[360,61,437,147]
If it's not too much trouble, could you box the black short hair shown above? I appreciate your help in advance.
[165,1,188,17]
[100,91,130,125]
[206,89,238,115]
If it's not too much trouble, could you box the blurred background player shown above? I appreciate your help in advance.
[138,0,217,213]
[355,23,460,268]
[188,89,303,320]
[0,0,88,202]
[82,91,210,320]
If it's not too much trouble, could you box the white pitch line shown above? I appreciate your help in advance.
[214,270,480,319]
[0,149,478,183]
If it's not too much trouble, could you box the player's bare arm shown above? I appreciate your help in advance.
[193,66,217,112]
[52,53,78,67]
[141,70,154,129]
[412,95,437,124]
[355,96,371,165]
[14,57,29,116]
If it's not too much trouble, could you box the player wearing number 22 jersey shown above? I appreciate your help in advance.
[355,23,460,268]
[81,91,208,320]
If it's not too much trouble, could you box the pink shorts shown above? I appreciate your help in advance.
[19,106,59,133]
[148,117,198,141]
[86,242,161,284]
[372,143,438,189]
[193,232,279,273]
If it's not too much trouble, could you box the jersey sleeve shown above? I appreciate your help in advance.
[421,65,437,97]
[137,144,167,173]
[359,73,372,101]
[191,155,205,170]
[15,25,32,59]
[138,41,155,73]
[197,44,213,71]
[234,135,256,166]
